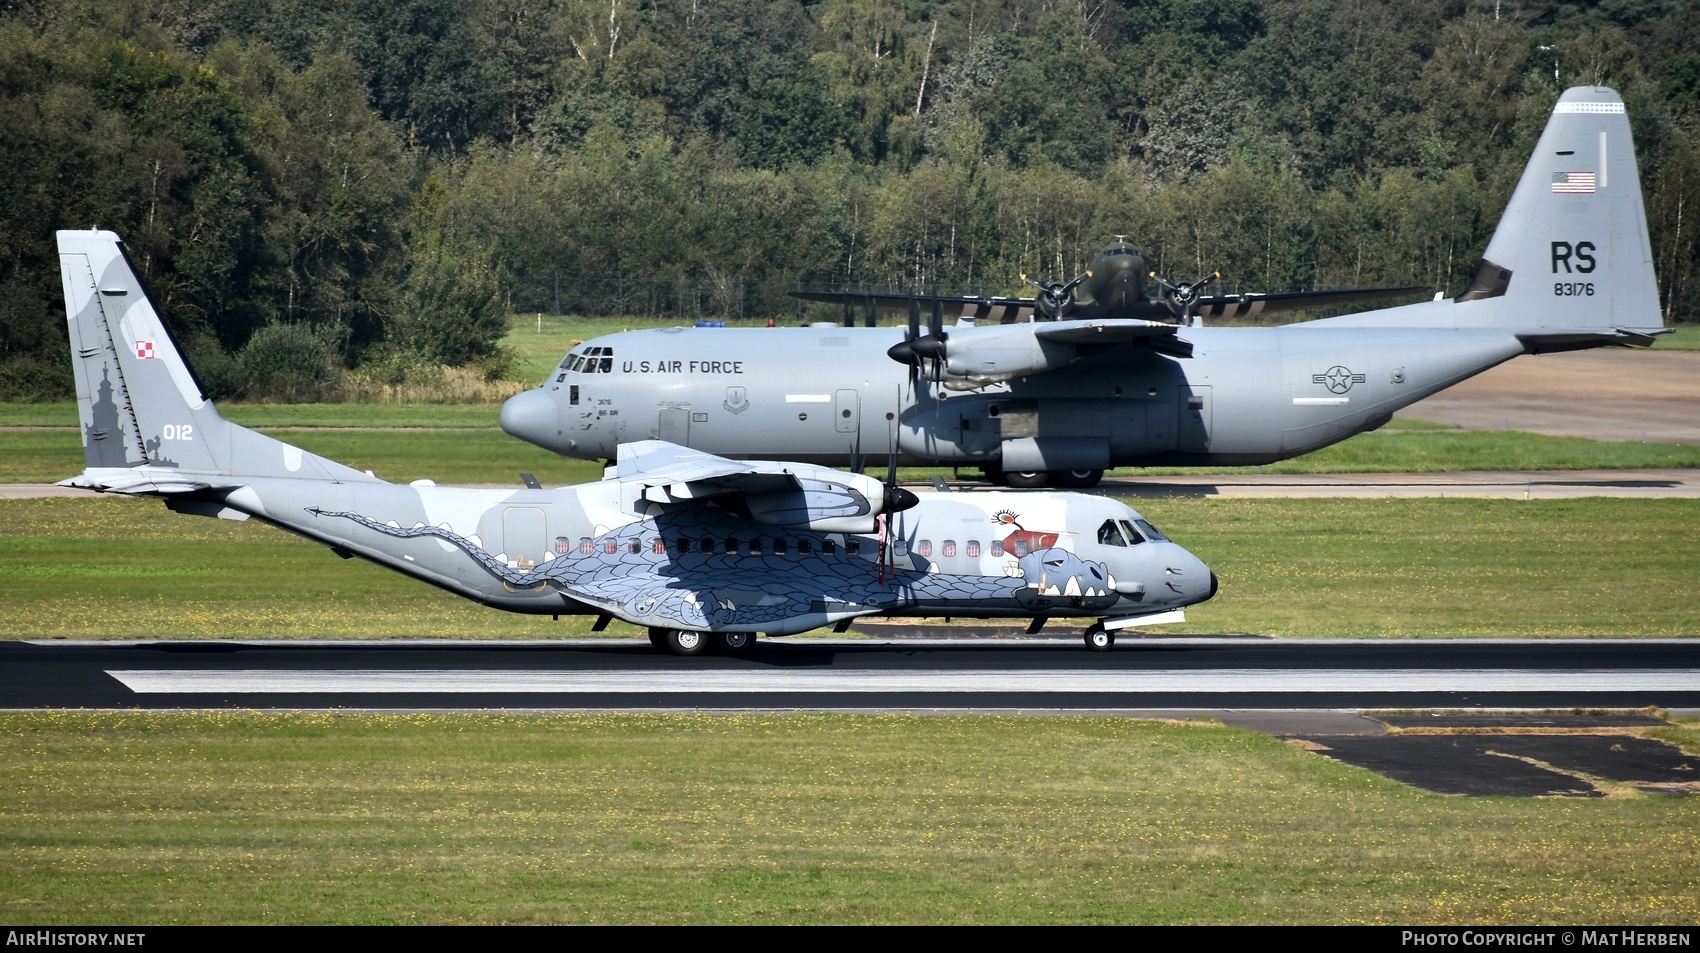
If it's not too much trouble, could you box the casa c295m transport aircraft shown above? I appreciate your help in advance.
[54,229,1216,653]
[501,86,1667,489]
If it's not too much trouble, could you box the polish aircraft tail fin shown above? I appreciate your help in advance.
[1310,86,1665,347]
[56,229,380,494]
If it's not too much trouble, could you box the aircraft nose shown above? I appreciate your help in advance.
[1170,547,1218,606]
[500,389,560,449]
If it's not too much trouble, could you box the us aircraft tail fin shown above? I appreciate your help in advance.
[1311,86,1664,344]
[57,230,379,492]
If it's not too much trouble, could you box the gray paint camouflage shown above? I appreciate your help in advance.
[502,87,1666,484]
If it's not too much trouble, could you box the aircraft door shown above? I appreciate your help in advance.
[500,506,548,573]
[1178,385,1212,451]
[834,389,859,434]
[657,407,690,445]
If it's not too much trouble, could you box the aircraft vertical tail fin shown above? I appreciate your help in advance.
[56,230,379,490]
[1307,87,1663,343]
[1458,86,1662,336]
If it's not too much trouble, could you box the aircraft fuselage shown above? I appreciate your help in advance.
[502,315,1527,476]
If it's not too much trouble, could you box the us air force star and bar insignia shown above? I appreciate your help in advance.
[723,386,749,414]
[1313,365,1366,394]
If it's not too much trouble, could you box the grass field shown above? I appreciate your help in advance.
[3,414,1696,485]
[0,712,1695,925]
[4,495,1695,639]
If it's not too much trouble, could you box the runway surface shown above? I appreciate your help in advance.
[7,637,1698,713]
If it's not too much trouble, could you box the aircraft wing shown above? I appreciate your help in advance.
[1184,285,1427,320]
[1030,318,1194,359]
[791,290,1040,323]
[613,441,895,532]
[793,285,1424,323]
[1032,318,1186,344]
[615,441,801,498]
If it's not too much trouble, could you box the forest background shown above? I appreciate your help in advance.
[2,0,1697,402]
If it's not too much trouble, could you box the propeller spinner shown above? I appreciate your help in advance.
[1022,271,1091,320]
[1149,269,1221,323]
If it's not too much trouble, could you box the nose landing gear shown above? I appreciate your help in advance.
[1083,623,1115,652]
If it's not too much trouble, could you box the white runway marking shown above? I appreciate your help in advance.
[105,669,1700,695]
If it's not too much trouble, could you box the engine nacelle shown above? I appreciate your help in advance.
[742,473,886,534]
[942,328,1079,389]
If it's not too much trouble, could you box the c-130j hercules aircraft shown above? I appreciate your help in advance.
[55,230,1215,653]
[501,87,1667,488]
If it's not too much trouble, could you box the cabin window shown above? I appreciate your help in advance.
[603,539,618,554]
[774,539,788,555]
[1012,538,1030,557]
[578,537,594,555]
[569,385,579,405]
[823,538,837,555]
[554,537,572,556]
[651,538,665,554]
[991,540,1004,557]
[749,538,763,555]
[845,538,859,555]
[942,540,957,557]
[894,540,909,556]
[628,539,641,554]
[798,539,813,554]
[916,540,932,557]
[966,540,981,557]
[676,538,691,553]
[1098,520,1129,547]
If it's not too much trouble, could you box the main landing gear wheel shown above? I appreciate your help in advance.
[665,629,708,656]
[1084,624,1114,652]
[1002,470,1050,488]
[714,631,756,654]
[1052,469,1104,489]
[648,628,668,649]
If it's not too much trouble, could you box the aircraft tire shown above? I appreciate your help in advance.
[666,629,708,656]
[1052,469,1104,489]
[1084,625,1114,652]
[983,467,1008,487]
[648,628,668,649]
[1002,470,1050,488]
[714,631,756,654]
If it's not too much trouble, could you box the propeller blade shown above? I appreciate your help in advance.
[908,299,921,341]
[929,298,944,339]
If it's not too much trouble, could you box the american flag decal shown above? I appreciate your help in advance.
[1551,171,1597,194]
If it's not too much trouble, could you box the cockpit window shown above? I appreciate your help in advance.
[1118,520,1146,545]
[566,346,615,374]
[1097,520,1128,547]
[1131,518,1168,543]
